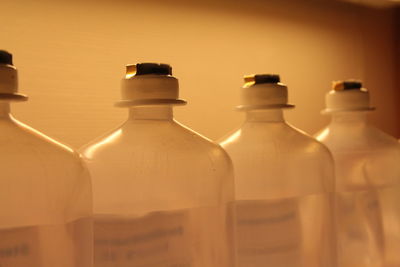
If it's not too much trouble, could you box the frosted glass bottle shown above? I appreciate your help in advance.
[80,63,235,267]
[0,51,93,267]
[220,74,336,267]
[316,80,400,267]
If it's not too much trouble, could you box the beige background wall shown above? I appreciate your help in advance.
[0,0,398,149]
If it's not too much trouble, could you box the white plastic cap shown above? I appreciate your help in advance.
[236,74,294,111]
[323,80,375,113]
[115,63,186,107]
[0,50,28,102]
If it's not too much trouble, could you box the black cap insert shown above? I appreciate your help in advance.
[343,80,362,90]
[244,74,280,85]
[255,74,280,84]
[333,80,363,91]
[0,50,13,65]
[135,63,172,76]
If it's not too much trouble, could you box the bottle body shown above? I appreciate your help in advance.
[0,103,93,267]
[221,110,335,267]
[81,106,235,267]
[316,112,400,267]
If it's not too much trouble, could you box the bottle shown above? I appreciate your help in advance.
[0,50,92,267]
[220,74,336,267]
[80,63,235,267]
[315,80,400,267]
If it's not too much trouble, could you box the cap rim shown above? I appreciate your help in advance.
[115,98,187,107]
[0,93,28,102]
[236,103,295,111]
[322,106,375,114]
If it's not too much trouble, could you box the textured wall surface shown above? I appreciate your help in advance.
[0,0,398,148]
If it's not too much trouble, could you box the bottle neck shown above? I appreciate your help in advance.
[0,102,11,119]
[128,106,173,121]
[329,111,368,127]
[245,109,285,123]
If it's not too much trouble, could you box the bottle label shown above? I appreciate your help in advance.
[94,211,192,267]
[335,187,400,267]
[0,218,92,267]
[235,194,334,267]
[94,205,234,267]
[0,226,40,267]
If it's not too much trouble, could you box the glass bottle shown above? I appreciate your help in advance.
[0,51,93,267]
[220,74,336,267]
[80,63,235,267]
[315,80,400,267]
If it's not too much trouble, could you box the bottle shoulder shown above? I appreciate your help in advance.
[316,124,400,154]
[0,117,82,162]
[318,126,400,190]
[80,120,234,214]
[0,118,92,228]
[81,119,231,164]
[221,123,334,200]
[221,122,332,158]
